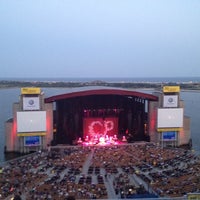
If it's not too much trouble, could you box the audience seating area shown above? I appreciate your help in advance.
[0,142,199,199]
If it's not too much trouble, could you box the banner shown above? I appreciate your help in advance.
[18,132,46,136]
[163,86,180,93]
[21,87,41,94]
[23,97,40,110]
[24,136,41,146]
[163,95,178,107]
[187,193,200,200]
[162,131,176,141]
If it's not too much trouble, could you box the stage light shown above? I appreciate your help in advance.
[122,136,127,142]
[77,137,82,144]
[99,136,105,143]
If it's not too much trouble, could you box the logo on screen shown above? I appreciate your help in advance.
[168,97,174,103]
[88,120,114,135]
[28,99,34,105]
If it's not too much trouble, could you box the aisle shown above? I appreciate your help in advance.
[81,148,94,175]
[80,148,118,199]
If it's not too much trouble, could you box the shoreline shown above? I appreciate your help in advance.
[1,80,200,91]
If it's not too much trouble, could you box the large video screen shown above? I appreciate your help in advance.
[157,108,183,128]
[17,111,46,132]
[24,136,41,146]
[83,117,118,140]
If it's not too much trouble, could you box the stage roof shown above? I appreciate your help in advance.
[45,87,158,103]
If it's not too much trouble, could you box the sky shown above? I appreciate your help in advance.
[0,0,200,78]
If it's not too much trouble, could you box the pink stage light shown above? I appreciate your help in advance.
[122,135,127,142]
[99,136,106,144]
[77,137,82,144]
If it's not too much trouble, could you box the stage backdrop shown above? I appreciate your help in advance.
[83,117,118,140]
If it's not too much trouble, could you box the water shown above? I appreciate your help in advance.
[0,79,200,162]
[180,91,200,153]
[1,76,200,83]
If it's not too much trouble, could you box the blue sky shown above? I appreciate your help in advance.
[0,0,200,78]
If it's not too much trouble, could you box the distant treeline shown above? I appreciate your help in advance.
[0,80,200,90]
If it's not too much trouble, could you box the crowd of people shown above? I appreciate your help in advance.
[0,142,200,199]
